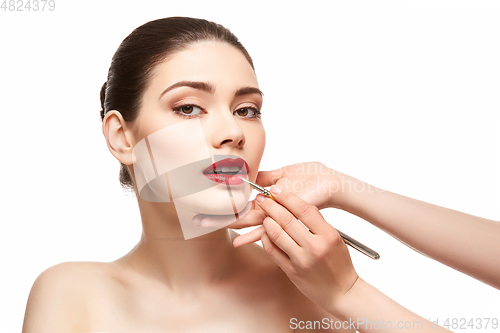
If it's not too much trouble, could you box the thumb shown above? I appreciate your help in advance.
[255,167,284,187]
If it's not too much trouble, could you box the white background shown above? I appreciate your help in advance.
[1,0,499,332]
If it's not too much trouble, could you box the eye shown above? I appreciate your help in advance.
[234,107,261,119]
[172,104,204,118]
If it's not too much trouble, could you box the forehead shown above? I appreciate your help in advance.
[148,41,258,93]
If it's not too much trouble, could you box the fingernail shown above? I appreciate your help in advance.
[255,194,265,204]
[270,185,282,195]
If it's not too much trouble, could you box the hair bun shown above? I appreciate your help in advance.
[100,81,108,120]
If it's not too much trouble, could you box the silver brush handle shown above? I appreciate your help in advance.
[337,230,380,260]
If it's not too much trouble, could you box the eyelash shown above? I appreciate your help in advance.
[172,104,262,119]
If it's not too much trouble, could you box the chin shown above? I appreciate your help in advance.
[173,182,251,215]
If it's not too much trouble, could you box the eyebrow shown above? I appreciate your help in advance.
[234,86,264,97]
[158,80,263,99]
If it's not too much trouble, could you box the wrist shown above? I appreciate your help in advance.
[328,171,358,210]
[327,275,365,319]
[334,173,383,214]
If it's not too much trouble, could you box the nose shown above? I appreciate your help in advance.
[206,111,245,149]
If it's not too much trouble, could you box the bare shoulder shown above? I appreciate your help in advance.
[30,261,110,292]
[22,261,112,333]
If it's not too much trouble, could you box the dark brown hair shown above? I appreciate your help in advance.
[100,17,254,191]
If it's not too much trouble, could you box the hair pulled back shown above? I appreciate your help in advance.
[99,17,254,191]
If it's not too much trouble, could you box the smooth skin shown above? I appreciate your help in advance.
[220,161,500,332]
[22,45,353,333]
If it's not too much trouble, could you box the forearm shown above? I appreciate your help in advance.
[340,176,500,289]
[329,278,451,333]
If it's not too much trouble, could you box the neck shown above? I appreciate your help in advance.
[119,198,239,292]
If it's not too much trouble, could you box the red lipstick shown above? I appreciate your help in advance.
[203,158,248,185]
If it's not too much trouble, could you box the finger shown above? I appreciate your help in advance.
[227,200,265,228]
[260,232,292,271]
[224,209,267,229]
[255,167,284,187]
[197,215,236,228]
[199,201,260,228]
[233,226,266,248]
[267,185,326,235]
[257,194,310,247]
[262,216,299,256]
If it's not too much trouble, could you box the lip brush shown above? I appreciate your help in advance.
[238,176,380,260]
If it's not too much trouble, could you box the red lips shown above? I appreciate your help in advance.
[203,158,248,185]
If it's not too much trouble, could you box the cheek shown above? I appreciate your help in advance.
[131,119,212,202]
[247,127,266,178]
[257,129,266,155]
[132,104,187,144]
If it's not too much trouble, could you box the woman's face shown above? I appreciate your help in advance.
[129,41,265,218]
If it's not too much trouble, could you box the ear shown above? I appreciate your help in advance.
[102,110,135,165]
